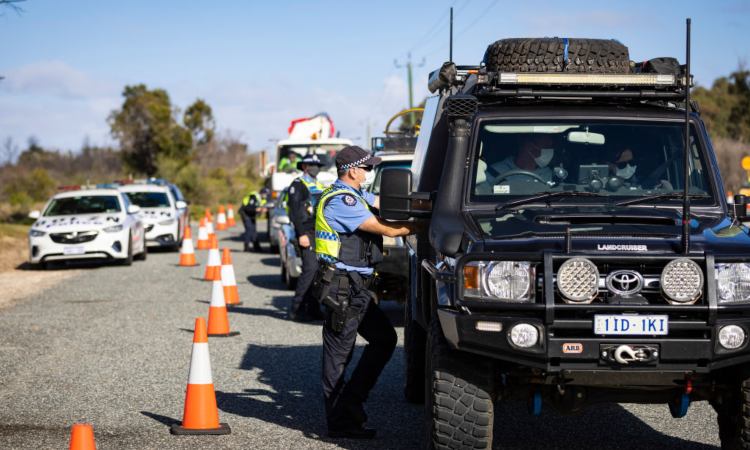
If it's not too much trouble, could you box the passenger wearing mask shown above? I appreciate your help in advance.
[608,147,638,182]
[486,134,556,184]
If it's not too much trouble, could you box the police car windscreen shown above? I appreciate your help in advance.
[44,196,121,216]
[471,120,714,203]
[124,192,171,208]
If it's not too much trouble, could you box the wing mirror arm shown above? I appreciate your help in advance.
[379,168,432,220]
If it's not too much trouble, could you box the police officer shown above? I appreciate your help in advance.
[287,154,326,321]
[314,146,419,438]
[240,190,262,252]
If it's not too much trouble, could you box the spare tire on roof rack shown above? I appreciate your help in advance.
[483,38,631,74]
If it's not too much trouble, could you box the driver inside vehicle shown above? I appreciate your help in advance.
[486,133,556,185]
[608,146,638,182]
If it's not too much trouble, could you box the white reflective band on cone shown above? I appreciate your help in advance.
[206,249,221,266]
[227,209,234,218]
[210,281,226,307]
[221,265,237,286]
[181,239,194,254]
[187,343,213,384]
[206,222,215,234]
[217,213,226,223]
[198,227,208,240]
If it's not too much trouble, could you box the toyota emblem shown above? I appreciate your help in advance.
[605,270,644,296]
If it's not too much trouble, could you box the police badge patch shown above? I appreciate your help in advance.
[343,195,356,206]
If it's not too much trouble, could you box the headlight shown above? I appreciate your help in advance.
[159,218,176,226]
[716,263,750,304]
[557,258,599,304]
[661,258,703,304]
[718,325,746,350]
[103,224,124,233]
[29,229,46,237]
[463,261,534,302]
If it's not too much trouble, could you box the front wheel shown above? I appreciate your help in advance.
[425,316,494,450]
[715,377,750,449]
[135,241,147,261]
[120,233,133,266]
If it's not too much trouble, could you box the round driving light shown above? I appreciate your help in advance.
[719,325,746,350]
[509,323,539,348]
[661,258,703,304]
[557,258,599,303]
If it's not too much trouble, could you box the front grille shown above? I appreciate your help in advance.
[50,230,98,244]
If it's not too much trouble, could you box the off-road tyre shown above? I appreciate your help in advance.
[483,38,630,74]
[715,378,750,449]
[404,305,426,404]
[284,264,297,290]
[135,241,147,261]
[425,317,494,450]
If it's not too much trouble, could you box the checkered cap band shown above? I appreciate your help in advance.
[339,156,371,170]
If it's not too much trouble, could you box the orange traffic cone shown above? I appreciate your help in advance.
[221,248,240,306]
[196,218,210,250]
[226,204,236,227]
[69,423,96,450]
[216,206,227,231]
[171,317,231,435]
[207,280,240,337]
[203,239,221,281]
[204,208,213,221]
[206,219,217,245]
[179,226,198,267]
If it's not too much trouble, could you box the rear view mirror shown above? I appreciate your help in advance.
[380,168,431,220]
[568,130,605,145]
[28,210,41,219]
[175,200,187,209]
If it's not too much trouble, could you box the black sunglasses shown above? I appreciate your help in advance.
[357,166,373,172]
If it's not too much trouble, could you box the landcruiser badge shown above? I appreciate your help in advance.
[597,244,648,251]
[562,343,583,354]
[606,270,644,296]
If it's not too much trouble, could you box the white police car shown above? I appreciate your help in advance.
[118,183,186,250]
[28,187,147,267]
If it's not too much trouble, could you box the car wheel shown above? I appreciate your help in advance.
[715,377,750,449]
[120,233,133,266]
[135,242,147,261]
[425,316,495,450]
[284,264,297,290]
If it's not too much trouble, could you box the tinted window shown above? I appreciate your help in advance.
[44,196,121,215]
[124,191,171,208]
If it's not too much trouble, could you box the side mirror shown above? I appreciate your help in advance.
[380,168,431,220]
[175,200,187,209]
[28,210,41,220]
[127,205,141,215]
[735,194,748,220]
[275,215,291,225]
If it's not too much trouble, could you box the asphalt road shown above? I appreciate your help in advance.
[0,224,723,449]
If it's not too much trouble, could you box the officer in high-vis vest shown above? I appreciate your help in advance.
[287,154,326,321]
[240,190,262,252]
[315,146,419,439]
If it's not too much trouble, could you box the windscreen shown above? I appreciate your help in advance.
[472,121,713,203]
[44,196,121,216]
[277,144,348,172]
[124,191,171,208]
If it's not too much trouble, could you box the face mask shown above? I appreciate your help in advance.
[307,166,321,177]
[534,148,554,168]
[616,163,637,180]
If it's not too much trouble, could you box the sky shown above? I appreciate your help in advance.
[1,0,749,156]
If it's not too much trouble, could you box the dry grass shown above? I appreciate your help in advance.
[0,223,29,272]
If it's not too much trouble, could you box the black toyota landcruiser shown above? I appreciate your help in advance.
[380,36,750,449]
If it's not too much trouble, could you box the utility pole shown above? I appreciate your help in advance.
[394,52,425,126]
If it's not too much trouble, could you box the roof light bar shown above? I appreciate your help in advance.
[497,73,679,86]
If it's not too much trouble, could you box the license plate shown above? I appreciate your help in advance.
[63,246,85,255]
[594,314,668,336]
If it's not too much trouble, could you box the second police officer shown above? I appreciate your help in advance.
[314,146,419,438]
[240,189,264,252]
[287,154,326,321]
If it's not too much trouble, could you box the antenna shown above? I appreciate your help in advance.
[682,18,692,255]
[449,7,454,63]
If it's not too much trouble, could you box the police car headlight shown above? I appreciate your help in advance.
[463,261,534,303]
[661,258,703,304]
[103,224,124,233]
[716,263,750,304]
[159,218,176,226]
[29,229,46,237]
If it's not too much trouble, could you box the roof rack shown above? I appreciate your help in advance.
[428,62,691,101]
